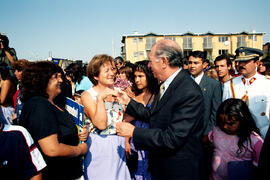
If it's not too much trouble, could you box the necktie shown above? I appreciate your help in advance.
[159,83,165,100]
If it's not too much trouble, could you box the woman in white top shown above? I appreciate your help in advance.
[81,54,131,180]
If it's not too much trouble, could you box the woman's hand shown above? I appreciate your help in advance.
[78,125,89,142]
[115,90,131,105]
[98,87,118,102]
[78,143,88,155]
[125,137,131,157]
[125,87,135,99]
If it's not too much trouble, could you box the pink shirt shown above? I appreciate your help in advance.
[209,126,263,180]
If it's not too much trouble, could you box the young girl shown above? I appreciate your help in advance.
[209,98,264,180]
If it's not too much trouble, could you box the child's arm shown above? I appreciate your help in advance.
[252,134,264,166]
[202,130,214,147]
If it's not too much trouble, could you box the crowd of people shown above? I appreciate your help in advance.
[1,33,270,180]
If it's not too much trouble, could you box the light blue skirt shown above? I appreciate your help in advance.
[84,133,131,180]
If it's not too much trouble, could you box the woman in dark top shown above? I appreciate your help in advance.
[19,61,88,180]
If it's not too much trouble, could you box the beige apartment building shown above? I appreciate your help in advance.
[121,31,264,63]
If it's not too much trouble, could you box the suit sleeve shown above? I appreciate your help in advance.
[205,81,222,135]
[133,90,204,151]
[126,98,151,122]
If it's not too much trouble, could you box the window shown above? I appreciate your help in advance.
[133,52,138,58]
[183,37,192,49]
[146,37,156,50]
[203,37,212,49]
[219,36,229,42]
[248,35,257,41]
[139,51,144,56]
[219,49,229,55]
[165,36,176,41]
[237,36,247,47]
[139,37,143,42]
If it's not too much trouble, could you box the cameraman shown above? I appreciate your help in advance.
[0,34,17,69]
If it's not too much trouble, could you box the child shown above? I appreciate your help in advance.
[209,98,263,180]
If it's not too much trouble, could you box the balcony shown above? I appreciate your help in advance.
[203,42,212,49]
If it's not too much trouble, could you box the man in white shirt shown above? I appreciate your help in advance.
[223,47,270,138]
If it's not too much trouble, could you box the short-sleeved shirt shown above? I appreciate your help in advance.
[209,126,263,180]
[0,48,17,66]
[0,48,17,75]
[0,124,46,179]
[75,76,93,92]
[20,96,82,180]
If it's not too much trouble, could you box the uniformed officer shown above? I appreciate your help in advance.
[223,47,270,138]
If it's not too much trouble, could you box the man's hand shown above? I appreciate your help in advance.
[115,89,131,105]
[116,122,135,137]
[123,113,135,123]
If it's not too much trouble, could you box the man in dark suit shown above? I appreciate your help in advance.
[188,51,222,179]
[188,51,222,136]
[116,39,205,180]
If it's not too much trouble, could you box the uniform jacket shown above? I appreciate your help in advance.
[223,72,270,138]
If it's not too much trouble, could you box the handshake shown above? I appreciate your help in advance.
[100,87,131,106]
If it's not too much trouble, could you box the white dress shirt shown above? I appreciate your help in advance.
[163,68,182,95]
[190,72,204,85]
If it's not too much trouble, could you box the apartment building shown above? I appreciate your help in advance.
[121,31,264,63]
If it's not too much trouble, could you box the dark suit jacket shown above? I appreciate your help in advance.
[126,70,205,180]
[199,74,222,135]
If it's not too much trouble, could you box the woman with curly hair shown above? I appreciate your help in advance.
[19,61,88,180]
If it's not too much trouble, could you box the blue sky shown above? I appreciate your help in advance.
[1,0,269,62]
